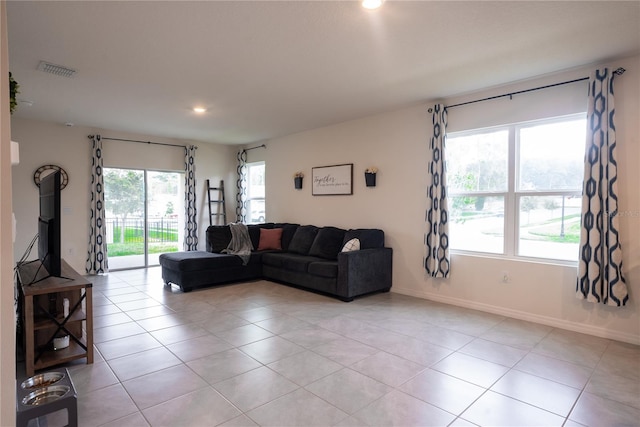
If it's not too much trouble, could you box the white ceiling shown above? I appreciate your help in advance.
[7,1,640,145]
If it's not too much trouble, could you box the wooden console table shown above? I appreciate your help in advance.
[18,259,93,377]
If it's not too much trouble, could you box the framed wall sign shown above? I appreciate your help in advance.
[312,163,353,195]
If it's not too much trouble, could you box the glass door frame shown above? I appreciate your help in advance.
[104,167,183,271]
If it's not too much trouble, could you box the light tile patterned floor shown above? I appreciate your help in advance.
[21,267,640,426]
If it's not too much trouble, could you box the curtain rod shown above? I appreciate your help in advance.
[241,144,266,153]
[432,67,626,112]
[90,136,197,149]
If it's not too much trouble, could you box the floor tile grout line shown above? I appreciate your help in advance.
[562,337,616,424]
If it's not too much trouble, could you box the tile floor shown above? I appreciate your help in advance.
[20,267,640,426]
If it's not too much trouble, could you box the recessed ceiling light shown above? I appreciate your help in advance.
[193,107,207,114]
[362,0,382,10]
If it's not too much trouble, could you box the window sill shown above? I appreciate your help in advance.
[450,250,578,268]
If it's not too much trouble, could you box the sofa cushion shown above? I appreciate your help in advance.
[262,252,285,268]
[283,255,320,273]
[262,253,315,272]
[343,229,385,249]
[273,223,299,251]
[160,251,243,271]
[309,227,346,260]
[308,261,339,278]
[247,251,267,266]
[288,225,319,255]
[207,226,232,253]
[258,228,283,251]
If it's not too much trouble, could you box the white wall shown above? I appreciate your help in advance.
[10,118,238,273]
[0,2,16,424]
[262,55,640,345]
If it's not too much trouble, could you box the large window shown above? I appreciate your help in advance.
[446,114,586,262]
[246,161,265,223]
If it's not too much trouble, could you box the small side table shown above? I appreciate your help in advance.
[18,259,93,377]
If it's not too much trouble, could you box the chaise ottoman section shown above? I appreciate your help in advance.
[160,251,243,271]
[159,251,259,292]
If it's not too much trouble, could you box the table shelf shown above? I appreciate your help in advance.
[34,338,89,371]
[34,310,86,330]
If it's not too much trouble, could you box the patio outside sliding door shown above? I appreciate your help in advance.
[104,168,183,270]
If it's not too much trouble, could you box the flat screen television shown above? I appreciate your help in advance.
[38,171,62,277]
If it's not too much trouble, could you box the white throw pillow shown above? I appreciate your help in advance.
[341,238,360,252]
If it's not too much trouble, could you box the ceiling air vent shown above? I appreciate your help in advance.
[37,61,77,78]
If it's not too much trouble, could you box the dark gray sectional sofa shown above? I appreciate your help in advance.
[159,222,392,301]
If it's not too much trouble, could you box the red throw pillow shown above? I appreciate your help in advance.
[257,228,283,251]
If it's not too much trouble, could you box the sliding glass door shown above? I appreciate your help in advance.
[104,168,183,270]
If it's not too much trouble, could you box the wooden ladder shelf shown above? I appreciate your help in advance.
[206,179,227,226]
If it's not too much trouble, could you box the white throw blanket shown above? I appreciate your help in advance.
[222,223,253,265]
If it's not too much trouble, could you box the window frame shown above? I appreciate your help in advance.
[246,161,265,224]
[446,113,586,264]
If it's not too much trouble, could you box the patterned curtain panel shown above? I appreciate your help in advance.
[577,68,628,306]
[184,145,198,251]
[235,149,248,223]
[86,134,108,274]
[424,104,450,278]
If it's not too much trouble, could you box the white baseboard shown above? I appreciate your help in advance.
[391,286,640,346]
